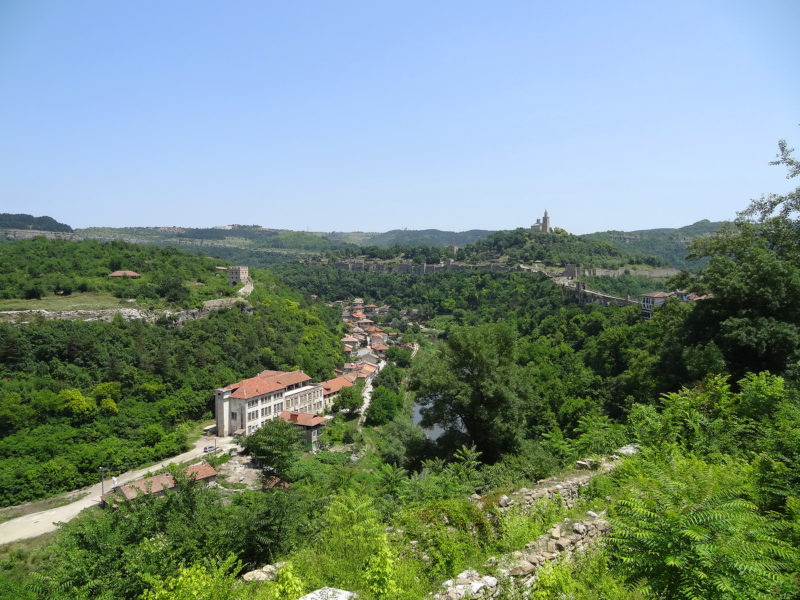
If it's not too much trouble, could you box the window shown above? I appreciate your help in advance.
[231,412,237,421]
[274,402,283,413]
[261,406,271,417]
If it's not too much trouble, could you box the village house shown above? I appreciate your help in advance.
[102,461,217,506]
[215,370,324,436]
[280,410,327,449]
[640,291,673,318]
[321,375,354,406]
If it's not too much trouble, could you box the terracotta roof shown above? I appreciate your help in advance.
[322,376,354,396]
[185,461,218,481]
[108,270,141,277]
[279,410,326,427]
[227,370,311,400]
[641,291,673,298]
[372,344,388,351]
[118,473,174,500]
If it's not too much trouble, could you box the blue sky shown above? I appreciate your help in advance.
[1,1,798,234]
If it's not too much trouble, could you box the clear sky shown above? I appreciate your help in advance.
[1,1,798,234]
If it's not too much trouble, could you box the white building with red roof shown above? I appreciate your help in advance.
[215,369,324,436]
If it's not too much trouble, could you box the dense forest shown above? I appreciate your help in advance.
[0,238,235,305]
[322,228,672,271]
[0,213,72,233]
[584,219,726,270]
[0,144,798,600]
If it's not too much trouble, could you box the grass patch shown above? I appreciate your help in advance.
[0,292,131,312]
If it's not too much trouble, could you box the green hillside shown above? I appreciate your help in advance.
[584,219,727,270]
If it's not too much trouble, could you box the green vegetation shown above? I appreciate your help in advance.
[585,219,727,270]
[1,143,799,599]
[0,238,234,306]
[0,257,344,506]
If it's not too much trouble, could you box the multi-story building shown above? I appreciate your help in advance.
[640,291,673,319]
[215,369,324,436]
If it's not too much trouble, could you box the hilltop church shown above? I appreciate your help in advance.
[531,210,552,233]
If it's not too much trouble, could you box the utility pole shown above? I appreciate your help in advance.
[99,466,105,498]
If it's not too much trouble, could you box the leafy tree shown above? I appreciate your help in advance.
[59,388,96,421]
[413,322,527,462]
[365,386,403,425]
[240,418,303,480]
[333,383,363,414]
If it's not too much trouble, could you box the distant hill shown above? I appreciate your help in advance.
[0,213,72,232]
[583,220,727,270]
[327,228,493,248]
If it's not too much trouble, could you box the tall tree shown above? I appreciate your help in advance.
[413,322,528,462]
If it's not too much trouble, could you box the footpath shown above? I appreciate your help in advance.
[0,435,237,546]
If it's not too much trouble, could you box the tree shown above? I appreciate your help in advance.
[365,386,403,425]
[333,383,363,414]
[673,137,800,380]
[240,418,303,480]
[413,322,527,462]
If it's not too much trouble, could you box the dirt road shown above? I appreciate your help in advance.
[0,435,238,546]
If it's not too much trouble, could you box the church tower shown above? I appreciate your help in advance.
[542,210,550,233]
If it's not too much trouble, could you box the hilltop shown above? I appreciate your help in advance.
[584,219,727,270]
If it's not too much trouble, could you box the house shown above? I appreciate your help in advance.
[108,270,141,278]
[640,291,673,319]
[279,410,327,449]
[215,370,324,436]
[355,349,380,365]
[102,461,217,506]
[321,375,354,405]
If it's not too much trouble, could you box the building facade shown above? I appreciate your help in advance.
[532,210,552,233]
[215,370,324,436]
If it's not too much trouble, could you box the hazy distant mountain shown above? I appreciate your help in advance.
[583,220,727,270]
[0,213,72,232]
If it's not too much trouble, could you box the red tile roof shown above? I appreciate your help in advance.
[322,376,354,396]
[185,461,218,481]
[226,370,312,400]
[279,410,326,427]
[641,291,673,298]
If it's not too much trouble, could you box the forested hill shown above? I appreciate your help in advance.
[0,213,72,232]
[0,237,235,306]
[584,219,727,270]
[329,228,494,248]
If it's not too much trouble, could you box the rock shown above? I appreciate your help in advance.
[548,525,561,538]
[586,510,598,518]
[498,495,512,507]
[298,588,358,599]
[510,561,535,576]
[616,443,640,455]
[555,538,569,551]
[573,522,587,535]
[470,493,481,502]
[575,460,591,470]
[482,576,498,588]
[469,580,486,595]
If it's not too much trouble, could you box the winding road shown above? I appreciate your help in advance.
[0,435,238,546]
